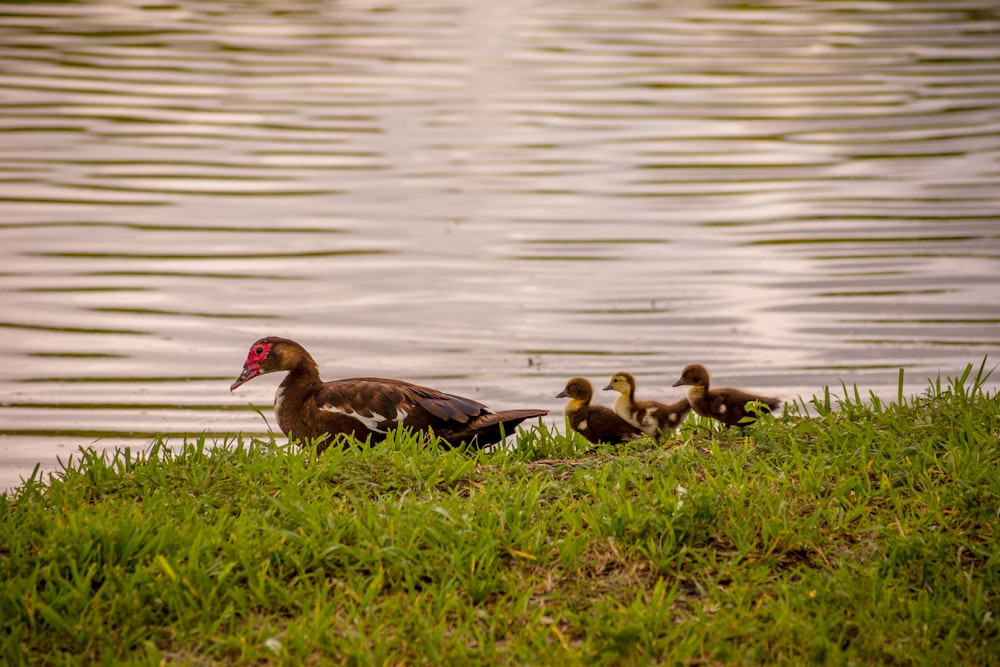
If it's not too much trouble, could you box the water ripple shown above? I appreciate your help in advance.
[1,0,998,489]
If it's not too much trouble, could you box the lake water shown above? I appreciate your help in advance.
[1,1,998,491]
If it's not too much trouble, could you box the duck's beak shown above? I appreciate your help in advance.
[555,390,568,398]
[602,383,613,391]
[671,378,684,387]
[230,363,260,391]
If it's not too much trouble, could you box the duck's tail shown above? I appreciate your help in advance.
[438,409,548,449]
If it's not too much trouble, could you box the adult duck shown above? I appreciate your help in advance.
[231,336,547,451]
[604,371,690,437]
[671,363,781,427]
[556,377,642,445]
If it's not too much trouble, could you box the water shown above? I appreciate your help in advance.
[1,1,998,491]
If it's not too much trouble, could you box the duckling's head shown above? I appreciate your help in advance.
[672,364,710,390]
[556,377,594,402]
[231,336,311,390]
[604,372,636,396]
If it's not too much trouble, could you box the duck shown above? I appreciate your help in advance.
[230,336,548,451]
[671,363,781,427]
[556,377,643,445]
[604,371,691,437]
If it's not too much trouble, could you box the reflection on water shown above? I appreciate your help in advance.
[1,1,999,490]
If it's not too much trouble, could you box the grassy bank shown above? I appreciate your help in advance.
[2,364,998,665]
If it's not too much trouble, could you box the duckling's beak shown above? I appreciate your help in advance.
[671,378,685,387]
[602,383,613,391]
[555,390,568,399]
[230,363,261,391]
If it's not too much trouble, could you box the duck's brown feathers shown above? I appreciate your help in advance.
[232,336,547,451]
[605,372,690,437]
[672,363,780,427]
[557,377,643,445]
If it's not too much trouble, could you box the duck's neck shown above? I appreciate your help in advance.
[564,398,587,417]
[278,352,323,395]
[687,385,706,402]
[615,393,634,414]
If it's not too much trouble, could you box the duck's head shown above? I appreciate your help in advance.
[230,336,304,390]
[672,363,710,389]
[556,377,594,402]
[604,372,636,396]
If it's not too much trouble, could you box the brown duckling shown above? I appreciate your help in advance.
[231,336,548,451]
[604,371,691,437]
[671,363,781,427]
[556,377,643,445]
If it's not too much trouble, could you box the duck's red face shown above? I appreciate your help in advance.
[230,341,274,391]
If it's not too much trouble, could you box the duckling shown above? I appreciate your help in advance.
[604,371,691,437]
[556,377,643,445]
[671,364,781,427]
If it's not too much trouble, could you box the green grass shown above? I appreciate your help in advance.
[1,362,998,665]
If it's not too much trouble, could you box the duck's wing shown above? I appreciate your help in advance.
[637,398,690,430]
[573,405,643,445]
[709,389,779,425]
[313,377,546,447]
[311,377,485,433]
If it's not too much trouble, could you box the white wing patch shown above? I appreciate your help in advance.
[320,404,385,433]
[274,387,285,414]
[319,404,398,433]
[718,404,727,415]
[578,419,589,431]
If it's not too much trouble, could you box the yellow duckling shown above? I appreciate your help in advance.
[604,371,691,437]
[556,377,643,445]
[671,364,781,427]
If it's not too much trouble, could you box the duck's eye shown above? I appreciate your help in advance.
[255,346,264,355]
